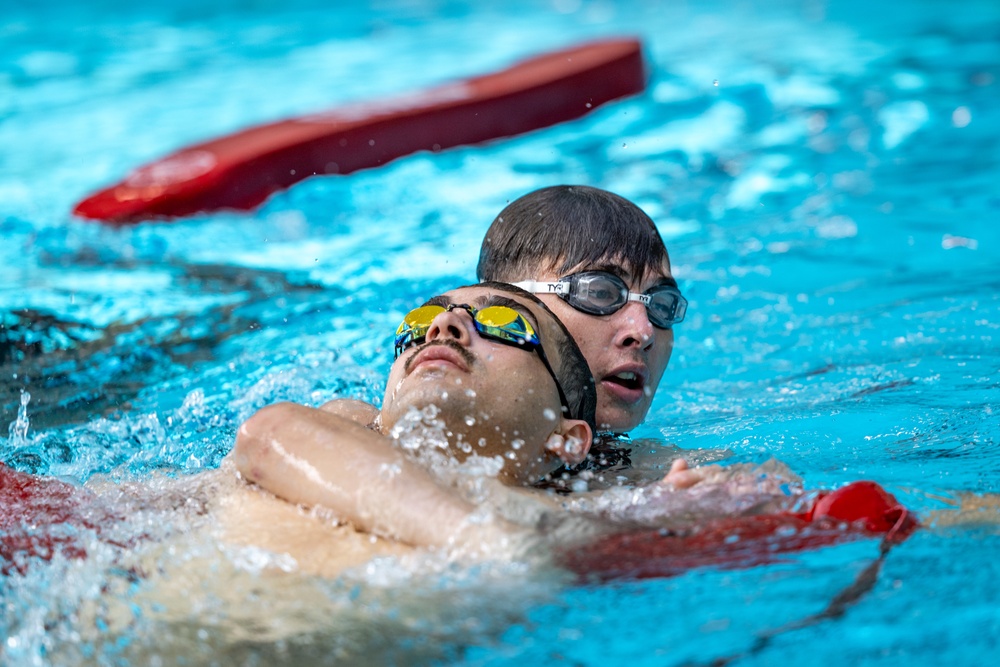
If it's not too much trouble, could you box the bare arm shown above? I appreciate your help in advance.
[319,398,380,428]
[230,402,513,550]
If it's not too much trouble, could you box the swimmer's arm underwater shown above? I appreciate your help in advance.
[231,402,515,550]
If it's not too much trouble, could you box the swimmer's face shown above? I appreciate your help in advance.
[528,258,676,433]
[382,286,592,485]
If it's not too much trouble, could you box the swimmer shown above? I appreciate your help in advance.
[2,283,607,646]
[477,185,685,435]
[0,285,918,658]
[231,282,600,550]
[324,185,697,485]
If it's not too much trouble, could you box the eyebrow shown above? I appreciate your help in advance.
[582,263,679,290]
[583,262,631,282]
[422,295,453,308]
[650,275,679,290]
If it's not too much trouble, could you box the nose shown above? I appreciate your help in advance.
[424,307,475,346]
[613,301,655,351]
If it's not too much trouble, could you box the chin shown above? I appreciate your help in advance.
[600,412,643,434]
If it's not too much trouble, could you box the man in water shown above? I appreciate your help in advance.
[472,185,722,487]
[0,285,904,659]
[2,282,614,647]
[230,281,605,552]
[477,185,685,435]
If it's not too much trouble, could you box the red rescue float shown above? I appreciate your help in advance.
[561,481,918,583]
[2,462,917,581]
[0,463,122,575]
[73,38,647,225]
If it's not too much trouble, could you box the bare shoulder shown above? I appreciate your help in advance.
[319,398,380,428]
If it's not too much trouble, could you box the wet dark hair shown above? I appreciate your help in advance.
[475,281,597,433]
[477,185,671,283]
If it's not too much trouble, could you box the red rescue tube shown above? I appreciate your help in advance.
[561,481,918,583]
[73,38,647,225]
[3,463,916,581]
[0,463,108,575]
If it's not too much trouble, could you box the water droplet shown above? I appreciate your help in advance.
[713,79,719,86]
[511,439,524,450]
[543,408,557,421]
[952,106,971,128]
[464,415,476,427]
[378,462,402,479]
[8,390,31,444]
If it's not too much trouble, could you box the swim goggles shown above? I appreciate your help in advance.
[513,271,687,329]
[394,303,574,419]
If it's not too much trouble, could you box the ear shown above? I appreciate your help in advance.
[543,419,593,466]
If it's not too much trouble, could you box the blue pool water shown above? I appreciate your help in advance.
[2,0,999,663]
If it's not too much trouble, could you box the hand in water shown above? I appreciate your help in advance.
[659,458,803,498]
[660,458,708,489]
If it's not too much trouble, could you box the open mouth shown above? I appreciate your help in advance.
[604,370,645,393]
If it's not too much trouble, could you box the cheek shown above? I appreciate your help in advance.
[560,310,604,343]
[382,361,410,408]
[650,331,675,376]
[487,361,558,420]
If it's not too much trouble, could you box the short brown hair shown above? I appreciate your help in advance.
[477,185,670,283]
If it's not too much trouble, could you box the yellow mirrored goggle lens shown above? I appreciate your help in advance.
[393,304,539,357]
[475,305,535,337]
[395,304,446,340]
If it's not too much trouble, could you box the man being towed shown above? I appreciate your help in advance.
[230,281,603,558]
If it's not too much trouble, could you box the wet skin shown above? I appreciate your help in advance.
[528,262,676,433]
[382,286,591,484]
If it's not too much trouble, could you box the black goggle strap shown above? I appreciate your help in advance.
[533,342,574,422]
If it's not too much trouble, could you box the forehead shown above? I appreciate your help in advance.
[559,256,676,289]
